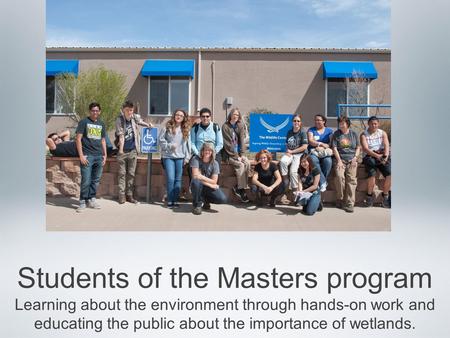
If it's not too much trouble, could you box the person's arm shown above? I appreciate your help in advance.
[291,143,308,154]
[75,133,88,166]
[382,131,390,161]
[158,128,171,153]
[115,117,125,154]
[215,125,224,154]
[190,129,199,156]
[351,133,361,167]
[221,124,239,159]
[303,174,320,193]
[101,138,107,165]
[46,138,56,150]
[307,131,320,148]
[271,169,282,189]
[332,135,344,169]
[135,114,152,128]
[59,129,71,141]
[192,167,218,188]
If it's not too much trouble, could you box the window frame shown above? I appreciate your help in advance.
[147,76,191,116]
[325,78,371,119]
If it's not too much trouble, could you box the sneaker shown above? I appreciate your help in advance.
[344,205,354,213]
[88,198,101,209]
[335,200,344,209]
[192,207,202,215]
[76,201,86,213]
[173,203,181,209]
[365,194,374,207]
[167,202,174,208]
[202,202,211,210]
[118,195,126,204]
[126,195,140,204]
[240,192,250,203]
[320,182,328,192]
[382,195,391,208]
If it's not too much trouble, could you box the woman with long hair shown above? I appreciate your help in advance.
[251,149,285,207]
[159,109,191,208]
[307,114,334,192]
[221,107,251,203]
[296,153,322,215]
[190,142,227,215]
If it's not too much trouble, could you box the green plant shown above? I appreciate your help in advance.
[56,66,128,131]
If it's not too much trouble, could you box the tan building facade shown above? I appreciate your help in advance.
[46,47,390,134]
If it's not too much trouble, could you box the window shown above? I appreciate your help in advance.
[149,76,190,115]
[46,76,72,115]
[326,78,369,118]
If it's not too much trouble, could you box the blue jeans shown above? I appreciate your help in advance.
[80,154,103,201]
[310,154,332,186]
[162,158,184,203]
[298,191,321,216]
[191,178,227,208]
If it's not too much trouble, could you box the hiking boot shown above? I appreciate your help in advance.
[126,195,140,204]
[118,194,126,204]
[344,204,354,213]
[382,195,391,208]
[192,207,202,215]
[88,198,101,209]
[336,199,344,209]
[202,202,211,210]
[76,200,86,213]
[365,194,374,207]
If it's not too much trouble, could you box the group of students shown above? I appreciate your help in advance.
[47,101,391,215]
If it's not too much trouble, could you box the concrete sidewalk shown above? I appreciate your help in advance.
[46,197,390,231]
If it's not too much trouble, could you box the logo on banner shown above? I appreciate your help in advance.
[259,116,289,133]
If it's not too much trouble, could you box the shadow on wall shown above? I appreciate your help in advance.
[294,66,329,128]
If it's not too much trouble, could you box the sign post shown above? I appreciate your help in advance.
[140,127,158,203]
[249,113,293,154]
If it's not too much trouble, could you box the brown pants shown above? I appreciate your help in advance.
[117,150,137,196]
[227,156,251,189]
[334,161,357,207]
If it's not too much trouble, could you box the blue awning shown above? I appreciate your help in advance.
[141,59,195,77]
[46,60,79,76]
[322,61,377,79]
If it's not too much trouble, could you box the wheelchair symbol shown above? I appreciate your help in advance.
[143,129,156,145]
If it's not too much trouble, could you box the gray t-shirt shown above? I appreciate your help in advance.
[332,129,360,161]
[190,155,220,178]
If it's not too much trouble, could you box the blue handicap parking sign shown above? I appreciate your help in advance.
[141,127,158,153]
[249,113,292,152]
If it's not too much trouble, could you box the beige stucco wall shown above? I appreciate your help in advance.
[46,48,390,134]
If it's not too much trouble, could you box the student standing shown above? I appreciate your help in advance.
[75,102,107,212]
[190,108,223,164]
[159,109,191,208]
[115,100,151,204]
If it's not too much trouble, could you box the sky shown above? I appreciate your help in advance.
[46,0,390,48]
